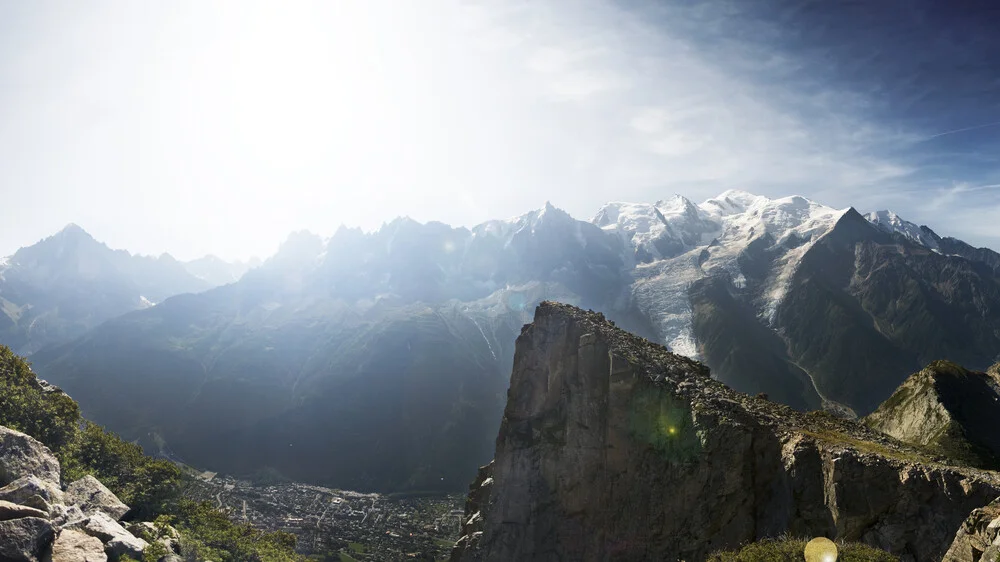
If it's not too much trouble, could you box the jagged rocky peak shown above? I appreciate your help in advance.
[452,302,1000,562]
[865,360,1000,470]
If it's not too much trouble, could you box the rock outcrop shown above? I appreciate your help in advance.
[865,360,1000,470]
[452,302,1000,562]
[943,499,1000,562]
[0,426,62,486]
[66,476,130,520]
[0,425,165,562]
[51,529,107,562]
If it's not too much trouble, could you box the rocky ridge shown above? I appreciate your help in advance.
[0,425,177,562]
[943,499,1000,562]
[865,360,1000,471]
[451,302,1000,562]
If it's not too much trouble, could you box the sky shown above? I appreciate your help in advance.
[1,0,999,261]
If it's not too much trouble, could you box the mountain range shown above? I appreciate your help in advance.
[0,225,256,356]
[5,190,998,493]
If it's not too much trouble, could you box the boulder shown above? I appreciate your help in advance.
[71,511,130,543]
[0,499,49,521]
[0,426,61,487]
[943,499,1000,562]
[0,475,65,506]
[69,511,148,558]
[104,532,148,561]
[65,476,129,520]
[0,516,55,562]
[50,505,87,530]
[50,529,107,562]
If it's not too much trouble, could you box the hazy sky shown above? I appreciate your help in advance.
[2,0,999,261]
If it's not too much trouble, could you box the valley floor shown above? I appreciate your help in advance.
[181,473,463,561]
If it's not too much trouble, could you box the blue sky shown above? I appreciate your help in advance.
[0,0,998,260]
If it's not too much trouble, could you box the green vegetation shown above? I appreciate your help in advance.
[709,537,899,561]
[0,345,304,562]
[163,500,300,562]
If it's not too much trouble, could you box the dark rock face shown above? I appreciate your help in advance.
[943,499,1000,562]
[0,517,55,562]
[773,211,1000,414]
[866,361,1000,470]
[453,303,1000,562]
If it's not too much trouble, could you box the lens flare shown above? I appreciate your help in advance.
[804,537,838,562]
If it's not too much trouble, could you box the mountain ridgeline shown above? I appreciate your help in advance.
[18,190,1000,494]
[0,225,253,356]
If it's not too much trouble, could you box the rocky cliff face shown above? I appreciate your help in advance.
[452,303,1000,562]
[943,499,1000,562]
[865,361,1000,470]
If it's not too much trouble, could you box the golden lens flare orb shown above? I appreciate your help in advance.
[804,537,838,562]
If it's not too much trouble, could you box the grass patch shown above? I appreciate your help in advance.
[433,537,456,548]
[709,537,898,561]
[338,553,359,562]
[347,542,365,554]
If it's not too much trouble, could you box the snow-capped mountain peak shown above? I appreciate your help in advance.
[865,210,941,251]
[592,190,851,357]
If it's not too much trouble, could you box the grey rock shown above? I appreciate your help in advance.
[0,475,65,506]
[71,511,128,543]
[67,511,148,560]
[50,505,87,530]
[0,499,49,521]
[866,361,1000,470]
[0,516,55,562]
[943,499,1000,562]
[65,476,129,520]
[452,303,1000,562]
[50,529,107,562]
[0,426,61,487]
[104,532,148,561]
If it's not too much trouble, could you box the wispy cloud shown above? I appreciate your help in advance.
[463,0,919,202]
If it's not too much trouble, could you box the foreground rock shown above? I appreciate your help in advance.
[943,499,1000,562]
[0,475,65,506]
[0,517,55,562]
[0,426,61,486]
[0,499,49,521]
[0,424,153,561]
[66,476,130,520]
[50,529,107,562]
[451,302,1000,562]
[866,360,1000,469]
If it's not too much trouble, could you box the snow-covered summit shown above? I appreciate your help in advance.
[593,190,850,357]
[865,210,941,251]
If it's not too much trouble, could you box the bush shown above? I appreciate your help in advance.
[166,500,301,562]
[708,537,899,561]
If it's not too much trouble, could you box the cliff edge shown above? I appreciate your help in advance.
[451,302,1000,562]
